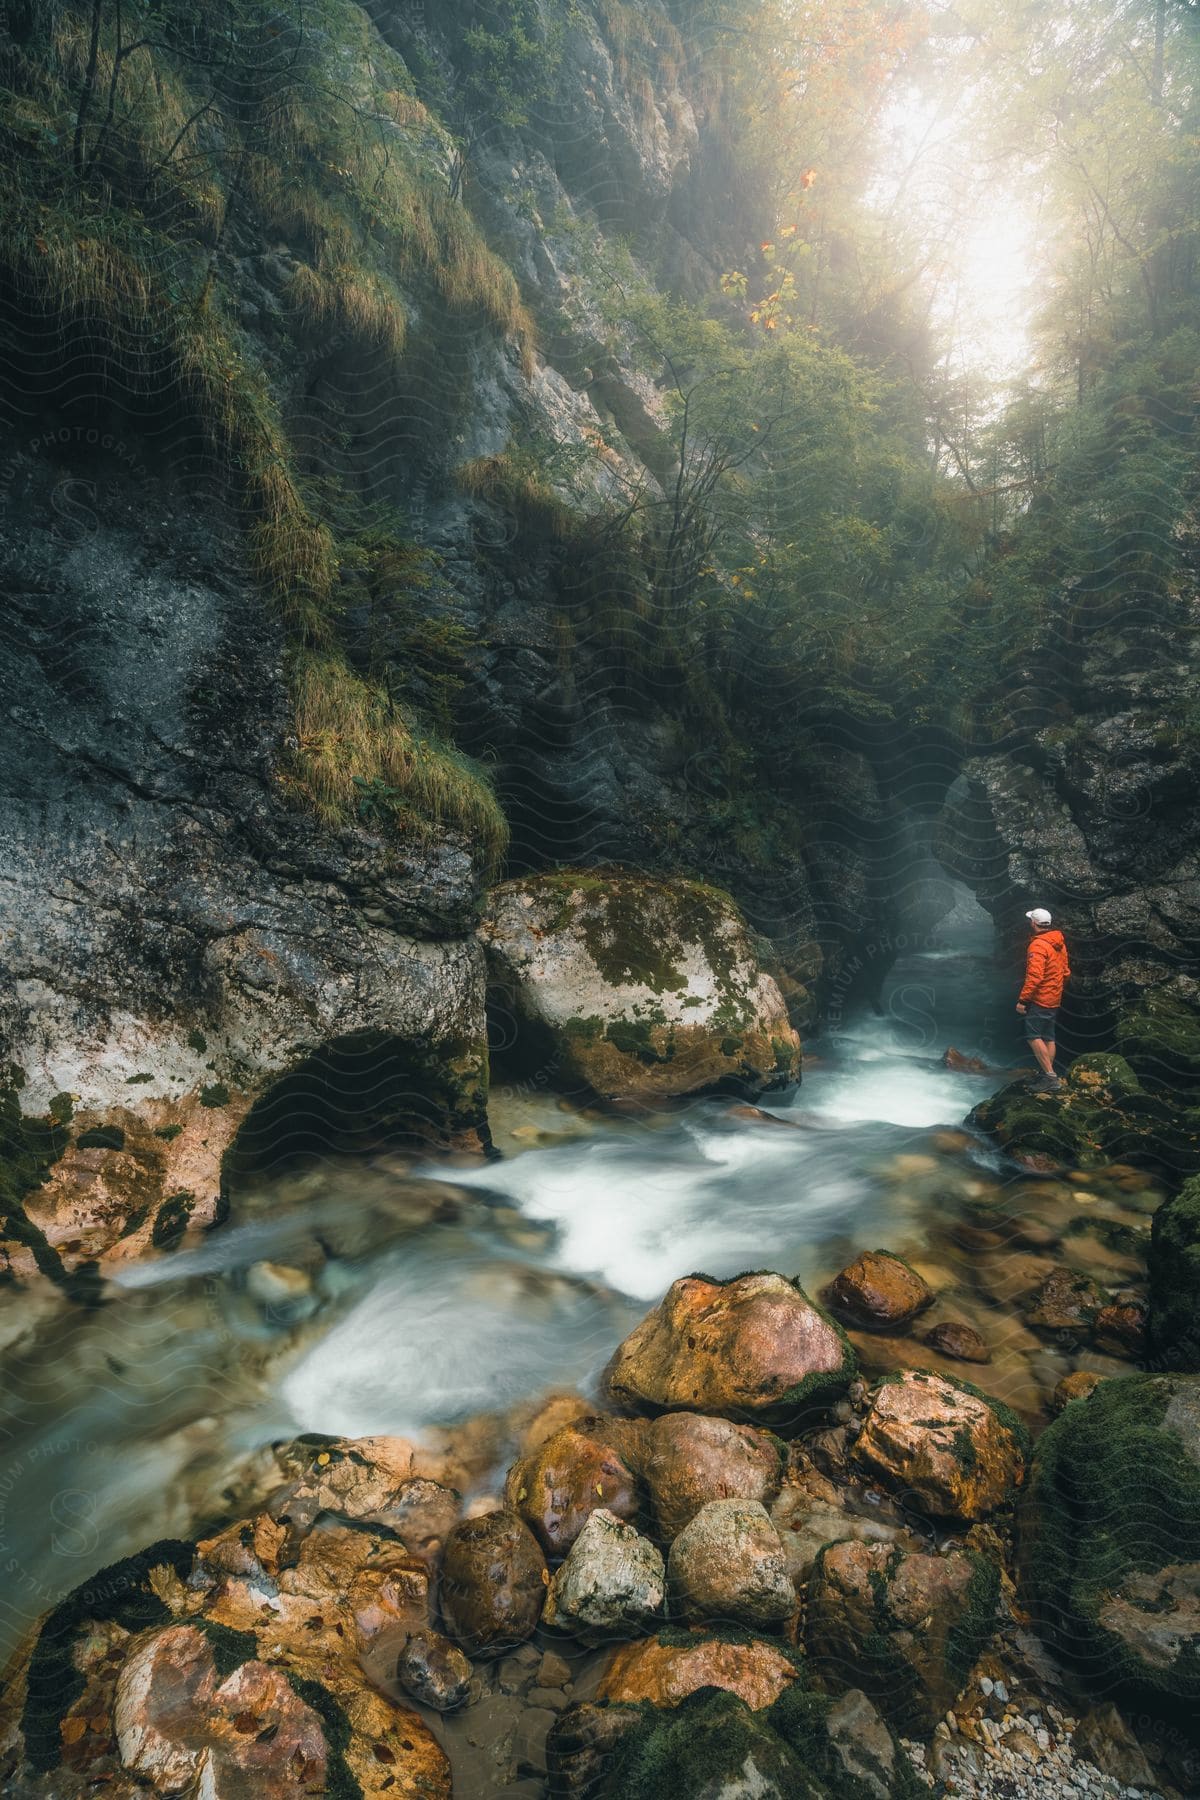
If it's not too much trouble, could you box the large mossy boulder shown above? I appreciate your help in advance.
[1019,1372,1200,1737]
[806,1539,1000,1735]
[968,1053,1200,1176]
[1148,1177,1200,1370]
[575,1681,924,1800]
[604,1272,856,1428]
[480,873,801,1102]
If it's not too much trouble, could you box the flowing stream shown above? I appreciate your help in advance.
[0,882,1156,1665]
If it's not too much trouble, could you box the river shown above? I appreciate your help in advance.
[0,881,1154,1664]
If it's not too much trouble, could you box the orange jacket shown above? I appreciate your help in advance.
[1020,928,1070,1008]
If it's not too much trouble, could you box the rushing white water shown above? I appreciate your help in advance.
[279,882,1009,1428]
[1,878,1031,1659]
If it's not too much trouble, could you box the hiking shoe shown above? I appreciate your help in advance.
[1031,1074,1063,1094]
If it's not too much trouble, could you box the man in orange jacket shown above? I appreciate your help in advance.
[1017,906,1070,1092]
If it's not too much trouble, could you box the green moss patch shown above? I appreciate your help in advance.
[197,1619,260,1680]
[284,1673,364,1800]
[1020,1372,1200,1733]
[1116,991,1200,1098]
[1148,1177,1200,1369]
[151,1190,196,1249]
[595,1673,922,1800]
[945,1551,1001,1686]
[599,1688,802,1800]
[970,1066,1200,1180]
[75,1125,125,1152]
[0,1084,101,1306]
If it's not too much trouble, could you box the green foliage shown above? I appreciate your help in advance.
[462,0,569,128]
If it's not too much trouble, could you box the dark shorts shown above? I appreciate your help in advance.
[1024,1005,1058,1041]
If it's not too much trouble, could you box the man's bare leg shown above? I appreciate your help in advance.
[1029,1036,1054,1077]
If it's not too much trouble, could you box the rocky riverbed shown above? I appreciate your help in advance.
[2,1270,1197,1798]
[3,895,1198,1798]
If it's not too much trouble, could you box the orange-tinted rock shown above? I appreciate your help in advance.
[597,1633,798,1710]
[922,1321,991,1364]
[110,1622,449,1797]
[641,1412,785,1541]
[440,1510,548,1656]
[850,1371,1025,1521]
[605,1273,853,1424]
[317,1666,452,1797]
[516,1392,596,1456]
[22,1095,246,1271]
[1093,1298,1148,1357]
[1052,1369,1107,1410]
[200,1520,431,1662]
[504,1416,645,1559]
[824,1251,934,1332]
[113,1625,327,1793]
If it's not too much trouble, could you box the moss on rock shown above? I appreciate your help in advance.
[1115,990,1200,1098]
[1019,1372,1200,1736]
[0,1082,102,1305]
[1148,1177,1200,1371]
[482,873,802,1103]
[20,1538,195,1771]
[597,1681,922,1800]
[969,1058,1200,1177]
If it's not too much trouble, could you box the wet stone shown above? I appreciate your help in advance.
[395,1630,472,1712]
[923,1320,991,1363]
[666,1499,795,1628]
[537,1649,572,1688]
[824,1250,936,1332]
[526,1685,572,1712]
[440,1510,548,1658]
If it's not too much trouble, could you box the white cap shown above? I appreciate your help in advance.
[1026,907,1052,927]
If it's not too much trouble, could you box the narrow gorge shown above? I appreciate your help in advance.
[1,1,1199,1796]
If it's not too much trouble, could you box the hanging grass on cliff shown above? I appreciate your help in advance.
[284,651,509,869]
[0,0,525,859]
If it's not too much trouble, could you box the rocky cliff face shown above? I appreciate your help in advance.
[938,579,1200,1063]
[0,450,490,1286]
